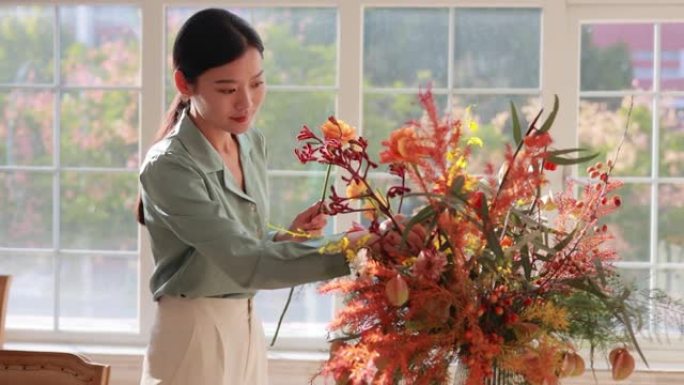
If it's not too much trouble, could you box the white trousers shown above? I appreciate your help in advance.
[140,296,269,385]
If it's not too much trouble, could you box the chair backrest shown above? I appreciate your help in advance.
[0,350,110,385]
[0,275,10,349]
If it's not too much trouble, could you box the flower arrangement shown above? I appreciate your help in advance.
[293,90,679,385]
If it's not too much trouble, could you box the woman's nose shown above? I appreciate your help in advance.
[234,88,252,111]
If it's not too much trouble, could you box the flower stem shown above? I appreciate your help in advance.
[272,163,333,346]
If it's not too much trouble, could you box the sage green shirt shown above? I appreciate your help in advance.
[140,110,349,300]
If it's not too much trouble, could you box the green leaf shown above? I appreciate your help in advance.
[510,101,523,145]
[449,175,466,198]
[539,95,559,133]
[548,152,599,165]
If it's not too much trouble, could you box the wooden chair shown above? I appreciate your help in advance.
[0,275,10,349]
[0,350,110,385]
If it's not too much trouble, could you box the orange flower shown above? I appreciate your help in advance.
[345,179,368,199]
[379,126,429,163]
[320,116,357,143]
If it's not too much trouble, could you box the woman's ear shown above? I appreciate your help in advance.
[174,70,193,97]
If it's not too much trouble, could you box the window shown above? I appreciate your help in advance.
[1,3,683,369]
[362,7,542,214]
[0,5,141,334]
[579,22,684,312]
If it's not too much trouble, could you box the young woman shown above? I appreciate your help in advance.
[137,8,420,385]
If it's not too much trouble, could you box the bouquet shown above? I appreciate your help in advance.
[293,90,681,385]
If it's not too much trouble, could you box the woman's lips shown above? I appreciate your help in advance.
[231,116,248,123]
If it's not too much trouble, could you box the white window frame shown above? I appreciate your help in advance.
[1,0,683,372]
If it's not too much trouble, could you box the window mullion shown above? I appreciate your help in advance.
[52,4,62,333]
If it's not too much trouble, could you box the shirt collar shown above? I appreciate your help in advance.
[174,108,253,173]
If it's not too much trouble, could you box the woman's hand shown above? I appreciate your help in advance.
[349,214,428,257]
[274,201,328,242]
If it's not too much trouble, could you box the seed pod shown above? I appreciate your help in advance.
[609,347,635,380]
[385,274,409,306]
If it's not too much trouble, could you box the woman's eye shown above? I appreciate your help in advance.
[251,81,264,88]
[218,89,237,95]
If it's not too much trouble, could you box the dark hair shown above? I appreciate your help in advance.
[136,8,264,225]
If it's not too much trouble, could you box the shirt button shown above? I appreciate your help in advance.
[249,203,257,212]
[256,229,263,238]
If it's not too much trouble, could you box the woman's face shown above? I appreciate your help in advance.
[187,47,266,136]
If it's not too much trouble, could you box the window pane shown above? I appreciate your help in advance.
[60,5,141,86]
[0,171,52,248]
[453,8,541,89]
[60,172,137,250]
[451,94,541,173]
[601,183,651,262]
[580,24,653,91]
[661,23,684,92]
[0,89,54,166]
[658,184,684,263]
[616,268,650,292]
[656,269,684,302]
[579,97,652,177]
[364,8,448,88]
[1,252,54,330]
[660,96,684,176]
[255,285,331,326]
[60,90,139,168]
[59,253,137,332]
[254,8,337,86]
[257,91,335,171]
[0,6,54,84]
[363,93,448,163]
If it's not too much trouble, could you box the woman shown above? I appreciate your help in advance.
[137,8,419,385]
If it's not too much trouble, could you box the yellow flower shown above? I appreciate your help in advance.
[521,301,569,331]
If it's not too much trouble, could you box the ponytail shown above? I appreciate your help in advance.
[136,94,189,225]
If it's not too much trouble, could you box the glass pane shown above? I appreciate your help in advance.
[363,92,448,163]
[1,252,54,330]
[658,184,684,263]
[601,183,651,262]
[257,91,335,171]
[660,23,684,91]
[60,172,138,250]
[255,285,332,329]
[0,6,54,84]
[616,268,650,292]
[60,5,141,86]
[0,89,54,166]
[254,8,337,86]
[165,7,250,106]
[451,94,541,173]
[656,269,684,301]
[580,24,653,91]
[579,97,652,177]
[60,90,139,168]
[0,171,52,248]
[453,8,541,89]
[364,8,448,88]
[59,253,138,332]
[660,96,684,176]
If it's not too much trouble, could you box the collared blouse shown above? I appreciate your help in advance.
[140,110,349,300]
